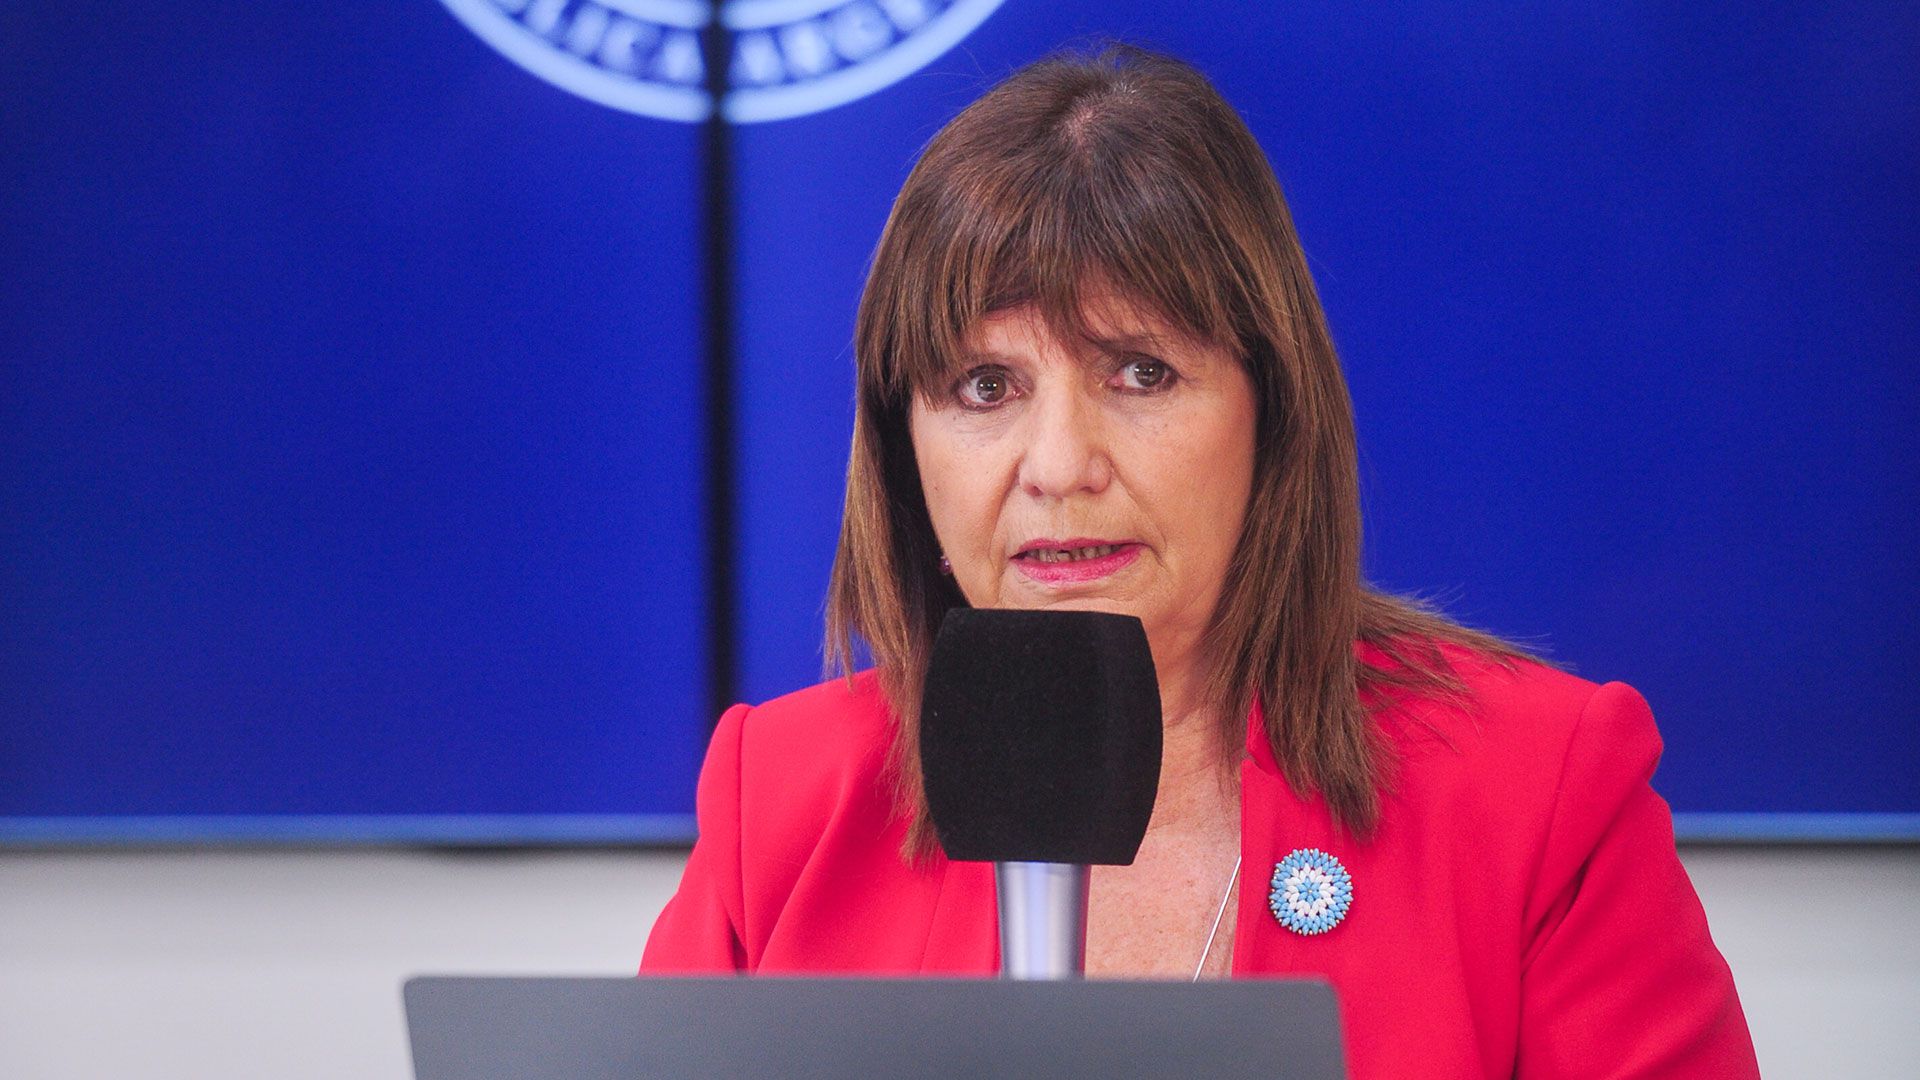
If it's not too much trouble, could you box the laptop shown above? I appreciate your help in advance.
[405,975,1346,1079]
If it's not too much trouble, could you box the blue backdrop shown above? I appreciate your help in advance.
[4,1,1914,843]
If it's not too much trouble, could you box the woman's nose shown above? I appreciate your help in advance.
[1016,386,1113,500]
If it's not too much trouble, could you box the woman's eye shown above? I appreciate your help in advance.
[957,367,1014,407]
[1117,357,1174,392]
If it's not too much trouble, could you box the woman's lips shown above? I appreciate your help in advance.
[1011,540,1144,584]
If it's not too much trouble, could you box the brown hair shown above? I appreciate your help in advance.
[825,44,1532,857]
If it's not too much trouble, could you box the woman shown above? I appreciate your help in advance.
[644,46,1759,1077]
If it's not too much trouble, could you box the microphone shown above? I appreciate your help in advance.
[919,608,1162,979]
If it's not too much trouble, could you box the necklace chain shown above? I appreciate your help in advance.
[1191,855,1243,982]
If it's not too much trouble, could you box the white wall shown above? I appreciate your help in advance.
[1,846,1914,1079]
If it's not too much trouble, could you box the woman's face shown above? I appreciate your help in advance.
[909,290,1258,677]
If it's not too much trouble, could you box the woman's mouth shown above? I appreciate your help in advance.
[1012,540,1143,584]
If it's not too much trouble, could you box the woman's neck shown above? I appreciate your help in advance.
[1147,685,1241,838]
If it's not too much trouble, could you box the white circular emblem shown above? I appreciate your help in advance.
[438,0,1010,123]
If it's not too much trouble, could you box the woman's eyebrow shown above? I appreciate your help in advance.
[1087,332,1169,351]
[949,331,1192,369]
[1081,330,1197,359]
[953,349,1015,368]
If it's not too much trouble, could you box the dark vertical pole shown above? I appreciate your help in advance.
[700,6,737,727]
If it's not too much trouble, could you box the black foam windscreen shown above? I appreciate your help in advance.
[919,608,1162,865]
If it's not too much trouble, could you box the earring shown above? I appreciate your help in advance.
[938,554,952,576]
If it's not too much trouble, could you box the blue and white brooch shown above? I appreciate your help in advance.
[1269,848,1354,936]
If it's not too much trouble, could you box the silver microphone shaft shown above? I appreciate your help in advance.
[994,861,1090,980]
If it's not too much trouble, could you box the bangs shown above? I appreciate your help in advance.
[873,108,1260,401]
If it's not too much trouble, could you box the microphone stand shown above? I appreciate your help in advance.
[994,861,1091,980]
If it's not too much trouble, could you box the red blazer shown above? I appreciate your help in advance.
[643,651,1759,1079]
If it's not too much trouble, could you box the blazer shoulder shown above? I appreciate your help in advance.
[1447,645,1607,729]
[1365,640,1609,749]
[732,669,898,824]
[1368,641,1657,827]
[740,669,894,760]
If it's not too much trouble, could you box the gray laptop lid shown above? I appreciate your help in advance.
[405,975,1346,1079]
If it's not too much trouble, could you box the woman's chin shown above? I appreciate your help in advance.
[994,578,1146,616]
